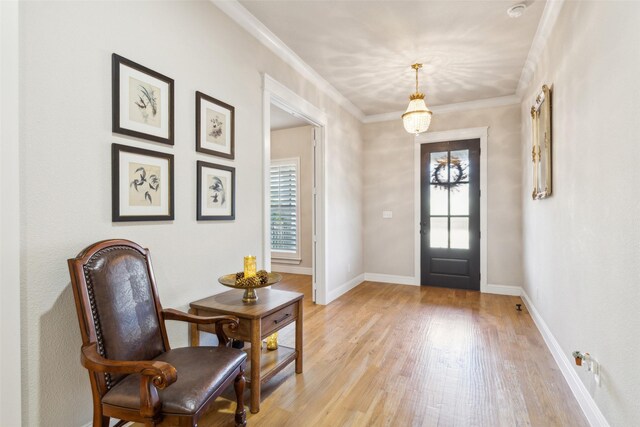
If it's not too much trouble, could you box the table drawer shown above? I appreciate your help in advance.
[261,303,297,336]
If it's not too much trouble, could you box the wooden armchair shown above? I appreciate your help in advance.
[68,239,247,427]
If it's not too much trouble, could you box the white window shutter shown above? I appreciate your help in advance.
[270,160,298,253]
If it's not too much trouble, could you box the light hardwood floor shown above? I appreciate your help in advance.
[138,274,588,427]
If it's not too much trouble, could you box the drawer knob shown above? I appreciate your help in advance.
[274,313,291,324]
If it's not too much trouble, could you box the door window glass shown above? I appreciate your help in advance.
[429,185,448,216]
[450,184,469,216]
[428,149,471,249]
[450,217,470,249]
[430,217,448,248]
[430,152,449,183]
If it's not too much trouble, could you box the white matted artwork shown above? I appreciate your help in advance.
[196,91,235,159]
[112,144,174,222]
[112,54,174,145]
[197,161,235,220]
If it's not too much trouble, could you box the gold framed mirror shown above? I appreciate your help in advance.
[531,84,552,199]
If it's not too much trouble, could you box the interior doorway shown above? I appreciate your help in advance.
[420,139,480,290]
[269,104,316,296]
[262,75,327,304]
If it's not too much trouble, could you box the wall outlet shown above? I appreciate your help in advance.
[382,210,393,219]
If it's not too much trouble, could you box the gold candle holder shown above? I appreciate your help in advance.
[243,255,256,278]
[266,332,278,351]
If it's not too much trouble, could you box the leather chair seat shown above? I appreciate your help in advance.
[102,347,247,415]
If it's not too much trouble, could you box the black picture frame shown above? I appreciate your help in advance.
[112,143,174,222]
[195,91,235,159]
[197,160,235,221]
[112,54,175,145]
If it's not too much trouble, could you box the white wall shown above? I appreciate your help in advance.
[271,125,314,271]
[19,1,363,425]
[1,0,22,425]
[363,104,522,286]
[521,1,640,425]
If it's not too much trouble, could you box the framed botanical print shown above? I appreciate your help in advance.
[197,161,235,220]
[531,84,552,199]
[112,54,174,145]
[112,144,174,222]
[196,91,235,159]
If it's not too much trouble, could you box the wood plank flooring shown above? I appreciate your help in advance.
[137,274,588,427]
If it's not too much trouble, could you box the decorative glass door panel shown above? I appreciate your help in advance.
[428,150,470,249]
[421,139,480,290]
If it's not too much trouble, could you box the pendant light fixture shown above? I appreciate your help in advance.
[402,63,432,135]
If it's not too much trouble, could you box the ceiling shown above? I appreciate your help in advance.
[271,104,311,130]
[240,0,546,116]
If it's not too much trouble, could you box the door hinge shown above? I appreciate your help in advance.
[314,289,317,301]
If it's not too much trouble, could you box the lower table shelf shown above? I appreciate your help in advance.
[243,344,297,387]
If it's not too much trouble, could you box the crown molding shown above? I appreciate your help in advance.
[363,94,520,124]
[211,0,365,121]
[516,0,566,97]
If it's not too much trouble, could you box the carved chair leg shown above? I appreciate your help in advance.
[234,368,247,427]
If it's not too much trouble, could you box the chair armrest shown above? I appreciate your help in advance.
[81,343,177,418]
[162,308,239,326]
[81,343,177,389]
[162,308,239,346]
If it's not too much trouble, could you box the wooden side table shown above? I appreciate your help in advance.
[189,288,303,414]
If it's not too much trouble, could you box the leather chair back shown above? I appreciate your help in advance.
[69,240,169,394]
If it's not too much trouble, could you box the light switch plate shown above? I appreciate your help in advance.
[382,211,393,219]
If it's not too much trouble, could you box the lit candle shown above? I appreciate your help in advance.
[244,255,256,278]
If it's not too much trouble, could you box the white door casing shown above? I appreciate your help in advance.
[263,74,328,304]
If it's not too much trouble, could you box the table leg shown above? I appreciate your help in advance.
[295,301,303,374]
[250,318,261,414]
[189,308,199,346]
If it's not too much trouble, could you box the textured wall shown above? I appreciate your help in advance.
[271,126,314,269]
[0,1,22,425]
[520,1,640,425]
[19,1,363,425]
[363,104,522,286]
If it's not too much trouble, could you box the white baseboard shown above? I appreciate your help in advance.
[362,275,523,296]
[521,290,609,427]
[363,273,418,286]
[485,283,522,296]
[271,264,312,275]
[327,273,364,303]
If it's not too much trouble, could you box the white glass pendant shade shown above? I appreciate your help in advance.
[402,97,432,135]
